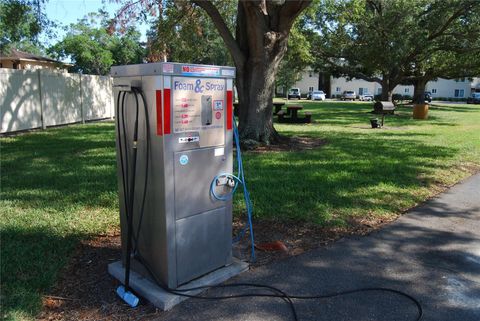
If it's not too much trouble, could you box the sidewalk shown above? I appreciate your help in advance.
[159,174,480,321]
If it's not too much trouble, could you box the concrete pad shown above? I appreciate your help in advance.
[108,258,249,310]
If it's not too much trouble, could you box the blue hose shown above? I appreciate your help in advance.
[210,115,256,261]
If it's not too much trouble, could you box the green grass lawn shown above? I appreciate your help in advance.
[1,101,479,320]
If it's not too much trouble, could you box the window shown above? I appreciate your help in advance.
[377,88,382,94]
[309,71,313,77]
[454,89,464,97]
[359,88,368,95]
[336,87,341,92]
[455,78,466,82]
[431,89,437,94]
[404,88,410,93]
[309,86,314,92]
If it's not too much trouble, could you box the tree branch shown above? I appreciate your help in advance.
[427,1,477,41]
[190,0,245,67]
[278,0,312,32]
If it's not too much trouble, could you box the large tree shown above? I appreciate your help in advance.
[49,12,145,75]
[404,1,480,104]
[0,0,53,53]
[312,0,480,102]
[115,0,312,145]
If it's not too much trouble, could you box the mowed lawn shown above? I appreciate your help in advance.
[1,101,479,320]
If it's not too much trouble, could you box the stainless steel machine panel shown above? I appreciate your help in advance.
[174,148,228,219]
[175,207,232,285]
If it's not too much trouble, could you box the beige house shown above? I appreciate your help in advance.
[0,48,68,71]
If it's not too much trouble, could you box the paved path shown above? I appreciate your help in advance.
[160,174,480,321]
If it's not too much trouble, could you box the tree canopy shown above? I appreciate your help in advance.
[49,12,145,75]
[0,0,53,53]
[312,0,480,101]
[146,0,235,65]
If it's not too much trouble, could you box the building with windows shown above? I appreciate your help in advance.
[392,78,473,99]
[276,69,321,97]
[284,69,479,99]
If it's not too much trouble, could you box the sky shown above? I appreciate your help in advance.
[44,0,149,43]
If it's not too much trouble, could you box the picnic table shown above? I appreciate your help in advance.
[286,105,303,119]
[273,102,285,115]
[277,105,312,124]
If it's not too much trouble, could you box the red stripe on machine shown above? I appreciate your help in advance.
[156,90,163,136]
[226,90,233,130]
[163,88,171,134]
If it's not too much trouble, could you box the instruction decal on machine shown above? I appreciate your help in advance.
[172,76,226,133]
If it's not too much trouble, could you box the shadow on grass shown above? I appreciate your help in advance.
[239,130,458,224]
[1,122,118,210]
[281,102,462,127]
[430,104,480,113]
[0,227,82,320]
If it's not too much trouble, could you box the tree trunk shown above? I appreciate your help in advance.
[380,77,393,101]
[192,0,311,145]
[236,57,282,145]
[412,78,428,104]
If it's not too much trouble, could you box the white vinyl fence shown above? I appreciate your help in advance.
[0,69,114,133]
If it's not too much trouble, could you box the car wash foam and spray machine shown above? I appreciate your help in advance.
[111,62,423,321]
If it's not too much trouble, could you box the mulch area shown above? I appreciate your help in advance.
[38,136,383,320]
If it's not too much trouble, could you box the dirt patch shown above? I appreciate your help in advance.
[38,216,392,321]
[38,232,164,321]
[249,136,327,153]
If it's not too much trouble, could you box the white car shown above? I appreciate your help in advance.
[342,90,356,100]
[310,90,326,101]
[288,88,301,99]
[360,94,374,101]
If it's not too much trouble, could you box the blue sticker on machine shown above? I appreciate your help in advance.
[179,155,189,165]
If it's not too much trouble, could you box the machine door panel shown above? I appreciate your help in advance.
[175,207,231,285]
[174,148,227,219]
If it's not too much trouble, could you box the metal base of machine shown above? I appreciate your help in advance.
[108,259,249,311]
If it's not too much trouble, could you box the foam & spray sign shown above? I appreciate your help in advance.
[172,77,225,134]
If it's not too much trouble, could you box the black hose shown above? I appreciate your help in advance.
[116,91,129,236]
[134,251,422,321]
[132,88,150,250]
